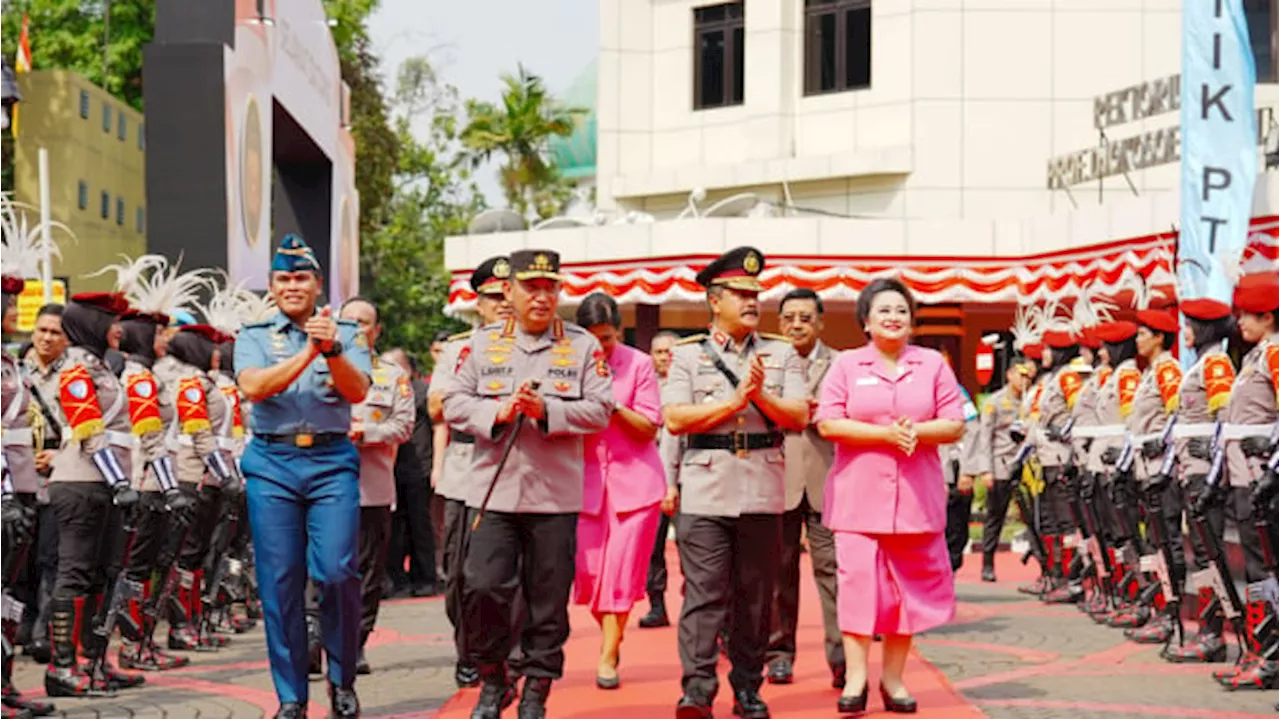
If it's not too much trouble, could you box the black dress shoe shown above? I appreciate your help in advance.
[470,682,516,719]
[355,650,370,675]
[830,662,847,689]
[766,659,793,685]
[675,695,714,719]
[273,703,306,719]
[837,683,868,715]
[981,566,997,583]
[455,662,481,688]
[732,688,770,718]
[638,603,669,629]
[879,683,918,714]
[329,685,360,719]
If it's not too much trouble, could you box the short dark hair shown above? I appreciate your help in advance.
[432,331,451,344]
[340,296,378,322]
[1188,316,1236,351]
[779,288,824,316]
[576,292,622,329]
[36,303,64,319]
[855,278,916,327]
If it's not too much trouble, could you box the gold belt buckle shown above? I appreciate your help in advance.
[732,431,748,459]
[294,433,314,448]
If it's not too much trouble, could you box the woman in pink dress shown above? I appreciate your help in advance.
[815,278,966,715]
[572,293,666,689]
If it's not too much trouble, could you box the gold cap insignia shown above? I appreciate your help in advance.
[743,252,761,275]
[493,259,511,279]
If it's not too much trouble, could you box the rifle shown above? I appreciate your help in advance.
[1006,441,1050,574]
[1247,431,1279,663]
[1,500,35,671]
[84,506,144,691]
[1137,418,1184,652]
[199,492,244,641]
[135,503,198,660]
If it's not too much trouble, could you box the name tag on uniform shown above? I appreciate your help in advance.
[855,377,879,386]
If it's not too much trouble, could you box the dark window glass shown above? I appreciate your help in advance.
[102,104,111,132]
[118,113,126,140]
[693,2,745,110]
[1244,0,1277,83]
[116,197,124,225]
[77,181,87,210]
[804,0,872,96]
[79,90,89,119]
[100,191,109,219]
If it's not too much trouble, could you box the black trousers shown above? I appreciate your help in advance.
[388,476,437,589]
[443,498,468,658]
[767,497,842,669]
[645,511,672,601]
[178,484,222,571]
[29,503,59,643]
[358,506,392,639]
[1041,466,1075,536]
[981,480,1015,559]
[1139,481,1187,590]
[125,492,172,582]
[48,482,117,599]
[462,509,576,680]
[1224,485,1268,583]
[676,513,782,700]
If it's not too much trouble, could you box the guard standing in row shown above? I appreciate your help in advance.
[1033,328,1085,599]
[443,249,614,719]
[428,255,515,689]
[662,246,808,719]
[234,234,371,719]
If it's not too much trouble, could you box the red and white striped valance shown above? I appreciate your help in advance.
[445,216,1279,316]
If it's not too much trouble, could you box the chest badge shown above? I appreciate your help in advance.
[554,381,572,393]
[487,380,505,391]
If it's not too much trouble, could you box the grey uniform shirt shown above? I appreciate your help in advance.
[50,346,133,484]
[443,318,613,513]
[429,333,474,502]
[974,386,1022,480]
[1224,337,1278,488]
[782,342,835,512]
[121,357,172,490]
[1127,352,1181,482]
[155,358,230,486]
[661,331,805,517]
[2,353,39,493]
[353,359,415,508]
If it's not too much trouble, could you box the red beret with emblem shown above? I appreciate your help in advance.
[1022,343,1043,360]
[1136,308,1179,334]
[1179,298,1232,322]
[1,276,25,295]
[180,324,226,344]
[1041,329,1077,350]
[72,292,130,316]
[1233,273,1279,314]
[1095,320,1138,343]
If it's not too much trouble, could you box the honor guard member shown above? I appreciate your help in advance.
[1,268,57,718]
[765,289,844,689]
[1016,338,1051,596]
[234,234,372,719]
[337,298,415,675]
[1034,328,1086,600]
[1214,273,1279,691]
[662,246,808,719]
[44,292,142,697]
[157,325,240,652]
[443,249,613,719]
[427,255,514,689]
[974,359,1032,582]
[1162,297,1236,663]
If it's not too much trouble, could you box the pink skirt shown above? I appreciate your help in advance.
[573,494,663,614]
[834,531,955,636]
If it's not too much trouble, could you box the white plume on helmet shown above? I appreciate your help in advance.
[1,191,68,280]
[200,271,277,336]
[1010,304,1044,351]
[85,253,209,318]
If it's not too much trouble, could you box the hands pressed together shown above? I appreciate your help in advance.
[733,355,769,409]
[305,306,339,354]
[885,416,918,456]
[495,380,546,424]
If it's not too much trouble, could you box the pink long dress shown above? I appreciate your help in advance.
[573,343,667,614]
[815,344,965,636]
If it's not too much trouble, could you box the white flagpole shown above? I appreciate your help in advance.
[38,146,52,303]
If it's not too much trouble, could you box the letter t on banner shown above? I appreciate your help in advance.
[1179,0,1258,370]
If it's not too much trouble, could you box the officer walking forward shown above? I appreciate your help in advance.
[234,234,371,719]
[975,359,1032,582]
[443,250,613,719]
[662,247,808,719]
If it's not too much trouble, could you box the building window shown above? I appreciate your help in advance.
[77,181,88,210]
[116,197,125,226]
[136,206,145,233]
[79,90,90,119]
[100,191,110,219]
[118,113,127,140]
[804,0,872,96]
[692,2,745,110]
[138,124,145,150]
[102,104,111,132]
[1245,0,1278,83]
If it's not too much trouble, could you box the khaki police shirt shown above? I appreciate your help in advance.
[155,358,230,486]
[50,346,133,485]
[121,357,172,490]
[1035,364,1083,468]
[2,352,38,494]
[1224,337,1278,488]
[1127,352,1181,482]
[1174,351,1234,481]
[443,318,613,513]
[661,330,805,517]
[783,341,835,512]
[429,333,474,502]
[974,386,1022,480]
[353,359,415,508]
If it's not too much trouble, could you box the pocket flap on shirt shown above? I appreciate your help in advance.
[478,377,514,396]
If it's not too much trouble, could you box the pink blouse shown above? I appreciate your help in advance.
[582,343,666,516]
[816,344,965,535]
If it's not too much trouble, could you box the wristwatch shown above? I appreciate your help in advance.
[317,339,344,358]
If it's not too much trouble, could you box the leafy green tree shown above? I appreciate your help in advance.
[460,65,584,221]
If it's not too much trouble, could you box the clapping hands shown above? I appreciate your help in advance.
[734,355,768,409]
[887,416,918,456]
[305,306,338,354]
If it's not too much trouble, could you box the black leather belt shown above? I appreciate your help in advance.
[449,430,475,445]
[686,431,783,452]
[258,432,347,448]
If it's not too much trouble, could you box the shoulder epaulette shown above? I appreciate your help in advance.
[758,332,793,343]
[446,330,474,343]
[336,318,359,326]
[675,334,707,346]
[241,319,272,329]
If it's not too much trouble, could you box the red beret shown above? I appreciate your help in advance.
[72,292,130,316]
[1180,298,1231,322]
[1,276,25,295]
[1234,273,1279,315]
[180,324,226,344]
[1095,320,1138,343]
[1136,308,1179,334]
[1022,343,1043,360]
[1078,325,1101,349]
[121,309,172,326]
[1042,329,1077,349]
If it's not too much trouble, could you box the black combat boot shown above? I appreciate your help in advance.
[638,593,669,628]
[470,664,516,719]
[43,597,106,698]
[2,651,56,716]
[79,593,145,690]
[517,676,551,719]
[306,613,323,676]
[1165,587,1226,663]
[980,553,996,583]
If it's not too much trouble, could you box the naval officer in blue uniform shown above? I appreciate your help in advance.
[235,234,372,719]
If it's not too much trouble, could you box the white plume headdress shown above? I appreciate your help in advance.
[1125,266,1173,311]
[1071,287,1118,333]
[85,254,210,319]
[200,272,277,336]
[1,192,69,281]
[1010,304,1044,350]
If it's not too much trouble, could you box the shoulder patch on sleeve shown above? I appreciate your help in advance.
[1058,371,1083,410]
[1155,359,1183,413]
[59,364,104,441]
[446,330,474,343]
[1202,353,1236,413]
[176,376,212,434]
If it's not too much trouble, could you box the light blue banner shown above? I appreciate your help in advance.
[1180,0,1258,304]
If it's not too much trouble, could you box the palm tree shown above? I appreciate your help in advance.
[460,64,585,221]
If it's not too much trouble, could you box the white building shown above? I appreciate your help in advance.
[446,0,1279,388]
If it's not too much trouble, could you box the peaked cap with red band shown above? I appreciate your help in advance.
[1136,308,1179,334]
[1180,298,1232,322]
[1022,343,1043,361]
[1234,273,1279,314]
[696,246,765,292]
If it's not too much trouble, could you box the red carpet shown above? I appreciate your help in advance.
[433,543,984,718]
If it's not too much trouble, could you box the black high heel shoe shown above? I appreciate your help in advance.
[879,683,918,714]
[836,682,868,715]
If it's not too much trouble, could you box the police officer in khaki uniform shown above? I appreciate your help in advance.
[974,359,1032,582]
[443,249,613,719]
[338,298,415,675]
[1033,329,1086,599]
[662,247,808,719]
[764,288,843,689]
[428,255,514,689]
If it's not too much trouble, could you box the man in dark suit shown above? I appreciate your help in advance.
[384,348,439,597]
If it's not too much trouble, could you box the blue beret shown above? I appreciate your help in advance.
[169,309,197,327]
[271,233,321,274]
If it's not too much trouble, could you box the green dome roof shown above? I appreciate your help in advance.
[549,62,596,180]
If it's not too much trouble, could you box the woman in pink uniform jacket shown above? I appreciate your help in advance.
[572,293,666,690]
[815,278,965,715]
